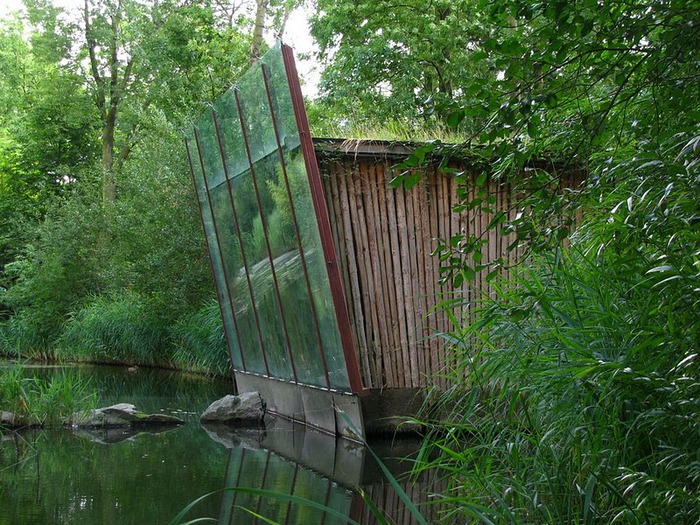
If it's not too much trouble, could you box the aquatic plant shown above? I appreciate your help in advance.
[170,298,230,377]
[413,242,700,523]
[56,291,170,366]
[0,363,95,427]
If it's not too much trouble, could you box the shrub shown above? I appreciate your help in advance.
[170,298,230,376]
[415,133,700,523]
[57,291,170,366]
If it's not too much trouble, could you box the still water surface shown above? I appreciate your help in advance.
[0,365,431,525]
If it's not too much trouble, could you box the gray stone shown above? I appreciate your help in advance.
[200,392,265,424]
[200,422,265,449]
[0,411,40,429]
[71,403,184,428]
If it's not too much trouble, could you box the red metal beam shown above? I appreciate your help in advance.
[281,43,365,394]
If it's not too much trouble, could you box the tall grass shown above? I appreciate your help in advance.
[170,298,230,376]
[0,312,55,360]
[415,248,699,523]
[57,291,171,366]
[311,115,470,144]
[412,133,700,524]
[3,290,230,376]
[0,363,96,426]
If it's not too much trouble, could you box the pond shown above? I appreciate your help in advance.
[0,365,438,524]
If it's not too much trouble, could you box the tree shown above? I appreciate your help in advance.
[310,0,493,127]
[0,0,294,352]
[0,13,98,294]
[378,0,700,282]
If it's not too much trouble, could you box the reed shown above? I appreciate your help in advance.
[170,298,230,376]
[413,245,700,523]
[57,291,170,366]
[0,363,95,426]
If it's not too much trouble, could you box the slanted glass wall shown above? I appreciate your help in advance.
[186,43,361,393]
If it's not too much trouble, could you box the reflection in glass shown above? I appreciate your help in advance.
[185,133,243,369]
[237,65,336,387]
[262,51,351,390]
[188,42,354,392]
[219,447,354,525]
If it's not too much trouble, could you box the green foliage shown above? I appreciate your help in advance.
[1,181,108,346]
[414,133,700,523]
[388,0,700,281]
[0,363,95,426]
[57,291,170,366]
[106,116,213,317]
[170,298,230,377]
[310,0,492,129]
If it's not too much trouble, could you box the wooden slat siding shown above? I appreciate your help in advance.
[399,171,420,387]
[317,146,583,391]
[439,168,453,387]
[373,164,400,387]
[386,177,409,388]
[374,161,400,388]
[413,175,430,384]
[339,162,376,389]
[423,170,439,388]
[432,167,444,383]
[336,163,373,388]
[349,165,379,388]
[488,176,499,299]
[432,165,449,388]
[411,174,425,384]
[323,163,360,376]
[361,164,394,386]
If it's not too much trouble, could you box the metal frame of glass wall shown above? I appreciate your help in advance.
[185,43,364,405]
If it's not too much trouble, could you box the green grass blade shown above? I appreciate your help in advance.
[337,408,428,525]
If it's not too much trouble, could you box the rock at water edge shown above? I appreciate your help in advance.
[200,392,265,423]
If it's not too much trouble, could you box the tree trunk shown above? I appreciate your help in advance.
[102,115,116,204]
[250,0,268,66]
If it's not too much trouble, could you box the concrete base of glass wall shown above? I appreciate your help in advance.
[234,372,426,441]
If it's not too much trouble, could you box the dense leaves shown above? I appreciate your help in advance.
[310,0,493,130]
[0,0,296,370]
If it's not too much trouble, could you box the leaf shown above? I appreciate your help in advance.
[646,265,673,274]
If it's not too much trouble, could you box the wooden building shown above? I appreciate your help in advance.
[186,43,583,439]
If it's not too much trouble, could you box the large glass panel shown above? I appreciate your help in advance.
[262,48,351,390]
[215,89,292,380]
[188,43,355,392]
[186,130,243,369]
[236,60,329,387]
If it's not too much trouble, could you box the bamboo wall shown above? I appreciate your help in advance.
[316,139,583,391]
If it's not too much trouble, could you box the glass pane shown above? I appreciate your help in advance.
[236,60,329,387]
[188,43,356,392]
[262,48,351,390]
[186,131,242,369]
[202,98,267,375]
[215,89,291,380]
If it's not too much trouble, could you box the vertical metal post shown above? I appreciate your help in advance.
[282,463,300,525]
[192,126,247,372]
[281,43,365,393]
[260,63,332,390]
[233,88,299,384]
[212,110,271,377]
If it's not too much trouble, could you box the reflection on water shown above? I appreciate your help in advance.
[0,365,439,524]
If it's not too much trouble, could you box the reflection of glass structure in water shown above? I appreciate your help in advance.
[219,447,358,525]
[185,43,363,397]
